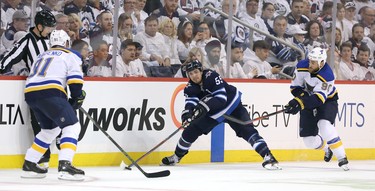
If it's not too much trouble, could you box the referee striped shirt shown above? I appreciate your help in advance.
[0,27,49,73]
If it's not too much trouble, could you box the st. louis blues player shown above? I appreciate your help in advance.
[21,30,86,180]
[284,47,349,171]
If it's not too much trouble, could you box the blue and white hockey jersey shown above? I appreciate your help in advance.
[24,47,84,101]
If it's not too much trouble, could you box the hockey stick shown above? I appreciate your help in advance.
[79,107,170,178]
[125,126,183,170]
[223,108,287,125]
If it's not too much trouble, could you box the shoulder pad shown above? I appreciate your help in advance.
[296,59,309,72]
[316,63,335,82]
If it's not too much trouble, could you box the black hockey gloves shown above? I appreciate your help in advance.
[181,109,193,128]
[285,97,304,115]
[193,101,210,120]
[69,90,86,110]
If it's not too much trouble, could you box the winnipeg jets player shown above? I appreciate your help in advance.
[285,47,349,171]
[162,60,281,170]
[21,30,86,180]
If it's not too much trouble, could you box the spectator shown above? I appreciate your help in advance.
[1,0,30,31]
[335,3,351,42]
[143,0,162,15]
[287,0,310,30]
[118,13,134,41]
[239,0,269,42]
[317,1,334,30]
[64,0,96,31]
[151,0,180,27]
[302,0,316,20]
[243,40,281,79]
[37,0,60,15]
[261,3,275,34]
[159,18,185,65]
[174,47,205,78]
[213,0,247,45]
[90,11,120,53]
[266,15,297,66]
[132,0,148,33]
[347,23,375,65]
[226,41,248,78]
[113,39,147,77]
[132,41,148,76]
[303,20,327,52]
[1,10,29,52]
[55,13,75,41]
[176,19,193,62]
[133,15,171,66]
[359,6,375,36]
[177,0,201,24]
[88,0,111,20]
[344,1,358,38]
[286,24,308,61]
[190,21,225,59]
[68,13,89,43]
[5,31,28,76]
[338,42,365,80]
[71,39,90,75]
[203,39,226,76]
[355,45,375,80]
[119,0,137,16]
[87,39,111,77]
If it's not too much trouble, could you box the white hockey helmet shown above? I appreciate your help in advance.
[308,47,327,68]
[49,29,71,48]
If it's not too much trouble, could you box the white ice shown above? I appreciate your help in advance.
[1,160,375,191]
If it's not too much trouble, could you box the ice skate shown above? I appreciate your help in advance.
[37,156,50,169]
[58,160,85,181]
[21,160,48,179]
[161,154,181,166]
[262,153,282,170]
[338,157,349,171]
[324,148,333,162]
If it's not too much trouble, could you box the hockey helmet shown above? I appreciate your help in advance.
[308,47,327,67]
[35,10,56,27]
[185,60,203,73]
[50,30,71,47]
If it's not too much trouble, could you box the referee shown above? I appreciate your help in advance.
[0,10,56,74]
[0,10,56,167]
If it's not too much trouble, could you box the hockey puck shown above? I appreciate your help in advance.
[124,166,132,170]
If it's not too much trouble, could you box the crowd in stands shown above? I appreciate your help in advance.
[1,0,375,80]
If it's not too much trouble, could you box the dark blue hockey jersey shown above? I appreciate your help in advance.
[184,70,241,122]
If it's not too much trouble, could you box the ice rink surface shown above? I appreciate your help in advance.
[1,160,375,191]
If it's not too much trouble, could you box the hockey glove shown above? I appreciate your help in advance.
[285,97,304,115]
[193,101,210,120]
[181,109,193,128]
[69,90,86,110]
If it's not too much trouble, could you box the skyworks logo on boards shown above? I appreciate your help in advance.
[79,99,166,133]
[0,104,25,125]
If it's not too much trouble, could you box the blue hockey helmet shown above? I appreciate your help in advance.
[185,60,203,73]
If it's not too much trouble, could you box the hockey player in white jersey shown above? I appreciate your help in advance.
[21,30,86,180]
[284,47,349,171]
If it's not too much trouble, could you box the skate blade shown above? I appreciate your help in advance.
[58,171,85,181]
[159,163,176,166]
[340,164,350,171]
[21,171,47,179]
[263,163,282,170]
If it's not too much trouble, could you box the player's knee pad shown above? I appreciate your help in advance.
[35,127,61,144]
[302,135,324,149]
[318,119,338,141]
[61,122,80,140]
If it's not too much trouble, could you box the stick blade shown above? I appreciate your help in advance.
[145,170,170,178]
